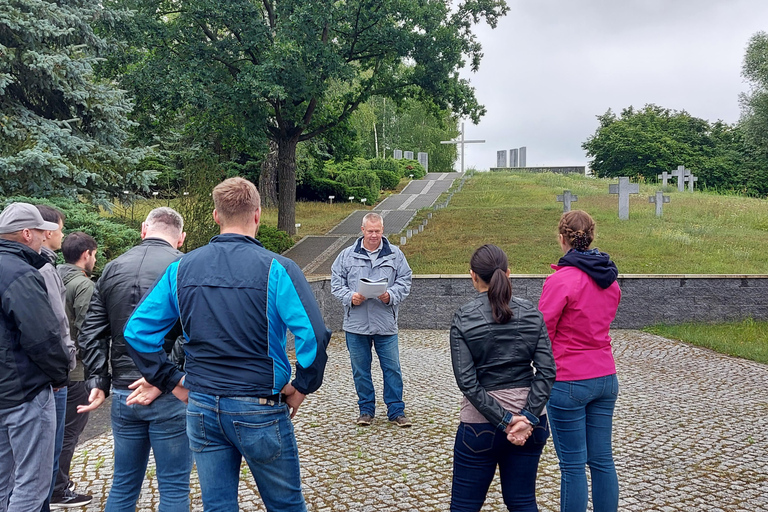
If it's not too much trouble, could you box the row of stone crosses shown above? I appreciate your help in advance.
[557,165,697,220]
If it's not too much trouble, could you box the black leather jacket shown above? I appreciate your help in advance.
[79,238,183,394]
[450,293,556,431]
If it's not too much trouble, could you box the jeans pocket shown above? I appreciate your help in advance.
[33,386,53,409]
[234,419,282,464]
[461,424,496,454]
[531,416,550,446]
[610,374,619,397]
[186,411,210,453]
[568,380,595,404]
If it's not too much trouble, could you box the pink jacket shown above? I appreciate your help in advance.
[538,265,621,381]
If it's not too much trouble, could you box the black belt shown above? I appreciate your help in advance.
[257,393,285,406]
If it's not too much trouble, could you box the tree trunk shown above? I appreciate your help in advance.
[276,135,300,235]
[259,140,279,207]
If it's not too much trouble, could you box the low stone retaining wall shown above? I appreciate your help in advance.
[308,275,768,331]
[489,166,585,174]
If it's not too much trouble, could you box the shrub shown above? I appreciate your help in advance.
[375,170,400,190]
[397,159,427,179]
[0,196,141,276]
[256,225,294,254]
[348,186,378,205]
[296,176,352,201]
[335,170,380,197]
[368,158,400,174]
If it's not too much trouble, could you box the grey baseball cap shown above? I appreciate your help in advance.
[0,203,61,234]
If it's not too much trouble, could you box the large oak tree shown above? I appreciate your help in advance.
[107,0,507,233]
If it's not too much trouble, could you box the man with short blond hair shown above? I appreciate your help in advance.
[0,202,69,512]
[331,212,413,427]
[124,177,330,512]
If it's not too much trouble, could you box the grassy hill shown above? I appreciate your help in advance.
[400,171,768,275]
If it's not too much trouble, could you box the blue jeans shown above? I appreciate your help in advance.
[345,332,405,420]
[187,392,306,512]
[40,386,68,511]
[451,416,550,512]
[547,375,619,512]
[106,389,192,512]
[0,386,56,512]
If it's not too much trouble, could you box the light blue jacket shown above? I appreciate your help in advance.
[331,236,412,335]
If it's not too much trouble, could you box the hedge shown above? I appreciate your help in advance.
[375,170,400,190]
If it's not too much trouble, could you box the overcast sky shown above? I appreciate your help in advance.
[454,0,768,171]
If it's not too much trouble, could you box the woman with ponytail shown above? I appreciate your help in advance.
[538,210,621,512]
[449,244,556,512]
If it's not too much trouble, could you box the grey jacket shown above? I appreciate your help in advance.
[40,246,76,372]
[331,236,412,335]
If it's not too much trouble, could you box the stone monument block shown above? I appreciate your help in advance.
[393,149,403,160]
[496,150,507,168]
[519,146,527,167]
[417,152,429,172]
[404,151,414,160]
[510,148,519,167]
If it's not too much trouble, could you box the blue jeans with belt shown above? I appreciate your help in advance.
[451,416,550,512]
[186,392,306,512]
[106,389,192,512]
[547,374,619,512]
[345,332,405,420]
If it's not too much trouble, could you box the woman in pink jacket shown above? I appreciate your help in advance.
[538,210,621,512]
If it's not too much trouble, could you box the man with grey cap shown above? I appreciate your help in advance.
[0,203,70,512]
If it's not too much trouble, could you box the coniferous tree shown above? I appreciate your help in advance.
[0,0,148,202]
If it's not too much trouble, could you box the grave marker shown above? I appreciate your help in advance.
[404,151,414,160]
[657,171,670,187]
[648,191,670,217]
[556,190,578,212]
[417,152,429,172]
[686,174,698,192]
[609,177,640,220]
[393,149,403,160]
[670,165,690,192]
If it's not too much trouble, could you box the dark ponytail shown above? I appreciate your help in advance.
[470,244,513,324]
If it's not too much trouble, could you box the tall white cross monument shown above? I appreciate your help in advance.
[440,122,485,174]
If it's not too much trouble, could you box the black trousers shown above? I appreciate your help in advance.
[53,381,90,496]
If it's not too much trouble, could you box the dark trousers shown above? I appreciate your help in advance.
[53,381,90,497]
[451,416,549,512]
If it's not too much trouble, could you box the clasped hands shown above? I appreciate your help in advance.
[505,415,534,446]
[351,291,389,306]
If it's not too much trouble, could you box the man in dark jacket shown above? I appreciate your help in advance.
[52,232,98,508]
[0,202,69,512]
[78,207,192,512]
[123,178,330,512]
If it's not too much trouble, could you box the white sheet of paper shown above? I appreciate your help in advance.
[357,278,388,299]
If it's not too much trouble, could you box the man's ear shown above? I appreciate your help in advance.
[213,209,220,226]
[140,222,148,240]
[177,232,187,249]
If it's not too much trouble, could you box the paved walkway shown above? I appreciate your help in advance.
[64,329,768,511]
[282,172,458,275]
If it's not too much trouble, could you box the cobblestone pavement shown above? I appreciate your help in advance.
[67,330,768,511]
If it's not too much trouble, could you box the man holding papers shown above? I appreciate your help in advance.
[331,212,413,427]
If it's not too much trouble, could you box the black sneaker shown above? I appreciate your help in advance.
[50,488,92,509]
[356,414,373,426]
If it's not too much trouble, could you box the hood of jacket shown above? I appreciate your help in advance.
[0,238,48,270]
[555,248,618,289]
[41,245,58,265]
[58,263,87,286]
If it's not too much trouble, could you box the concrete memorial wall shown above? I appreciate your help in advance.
[307,275,768,331]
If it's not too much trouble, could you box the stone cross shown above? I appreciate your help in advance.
[657,171,670,187]
[393,149,403,160]
[440,122,486,174]
[417,152,429,172]
[609,177,640,220]
[404,150,414,160]
[670,165,690,192]
[648,191,670,217]
[510,148,519,167]
[686,174,698,192]
[496,150,508,168]
[556,190,578,212]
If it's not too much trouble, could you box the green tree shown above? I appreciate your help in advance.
[105,0,507,234]
[741,31,768,157]
[0,0,148,202]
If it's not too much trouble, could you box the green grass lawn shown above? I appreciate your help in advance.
[401,171,768,275]
[645,319,768,364]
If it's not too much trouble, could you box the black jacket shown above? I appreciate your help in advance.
[79,238,182,394]
[0,239,69,408]
[450,293,556,431]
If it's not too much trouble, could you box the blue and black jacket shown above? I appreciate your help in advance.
[123,233,331,397]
